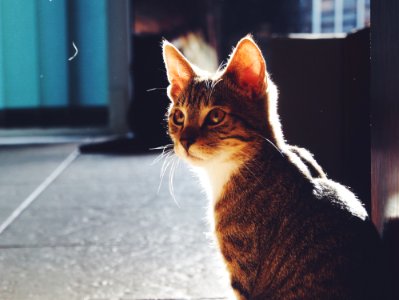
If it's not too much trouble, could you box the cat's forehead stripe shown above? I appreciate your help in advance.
[179,80,212,108]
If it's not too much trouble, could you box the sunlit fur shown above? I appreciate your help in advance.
[162,37,386,300]
[164,36,283,200]
[170,77,268,182]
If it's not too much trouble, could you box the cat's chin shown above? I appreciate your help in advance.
[184,152,207,166]
[177,149,210,167]
[175,145,219,167]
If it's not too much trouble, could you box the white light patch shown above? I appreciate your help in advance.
[385,193,399,219]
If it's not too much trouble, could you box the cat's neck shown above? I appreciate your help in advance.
[195,140,302,204]
[194,143,266,203]
[195,158,241,203]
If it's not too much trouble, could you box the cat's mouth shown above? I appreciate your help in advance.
[175,143,209,164]
[180,147,206,163]
[186,151,204,162]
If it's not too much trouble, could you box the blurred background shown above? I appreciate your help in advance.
[1,0,398,299]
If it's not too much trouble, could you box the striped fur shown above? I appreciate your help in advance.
[162,36,386,299]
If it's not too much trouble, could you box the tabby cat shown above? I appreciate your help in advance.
[162,36,385,300]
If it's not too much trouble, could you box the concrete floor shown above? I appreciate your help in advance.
[0,144,230,300]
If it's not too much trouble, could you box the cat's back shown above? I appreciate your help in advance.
[252,165,385,300]
[218,148,383,299]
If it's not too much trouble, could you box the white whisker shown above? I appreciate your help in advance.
[211,78,223,89]
[160,151,173,176]
[151,145,174,165]
[241,161,263,186]
[169,156,181,208]
[146,87,168,92]
[158,151,174,193]
[216,60,227,73]
[149,144,174,151]
[208,78,223,102]
[152,150,168,166]
[254,133,283,156]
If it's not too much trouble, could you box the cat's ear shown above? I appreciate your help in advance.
[223,36,267,95]
[162,40,195,101]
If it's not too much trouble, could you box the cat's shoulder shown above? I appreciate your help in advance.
[285,145,326,179]
[312,177,368,221]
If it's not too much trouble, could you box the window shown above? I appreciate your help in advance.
[300,0,370,33]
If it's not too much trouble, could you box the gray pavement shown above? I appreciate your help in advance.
[0,144,229,300]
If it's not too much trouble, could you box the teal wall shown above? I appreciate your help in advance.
[0,4,4,109]
[0,0,40,108]
[37,0,69,107]
[71,0,109,106]
[0,0,109,109]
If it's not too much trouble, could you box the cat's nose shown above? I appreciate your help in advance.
[180,126,198,152]
[180,137,196,152]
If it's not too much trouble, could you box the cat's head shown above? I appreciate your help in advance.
[162,36,282,167]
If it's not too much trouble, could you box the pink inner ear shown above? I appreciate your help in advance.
[163,44,194,100]
[224,38,267,93]
[168,67,192,99]
[240,62,262,86]
[170,79,185,99]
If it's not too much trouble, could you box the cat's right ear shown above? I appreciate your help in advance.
[162,40,195,101]
[222,36,267,96]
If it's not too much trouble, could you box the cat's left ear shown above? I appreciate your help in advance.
[223,36,267,95]
[162,40,195,101]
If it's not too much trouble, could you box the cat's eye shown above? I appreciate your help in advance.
[206,108,226,126]
[172,109,185,126]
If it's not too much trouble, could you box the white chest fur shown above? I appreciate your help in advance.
[195,160,239,203]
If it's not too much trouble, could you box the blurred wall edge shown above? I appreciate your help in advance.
[371,0,399,298]
[107,0,131,133]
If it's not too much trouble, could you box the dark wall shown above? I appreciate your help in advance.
[268,30,371,211]
[129,35,170,147]
[268,37,344,180]
[371,0,399,297]
[216,0,301,59]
